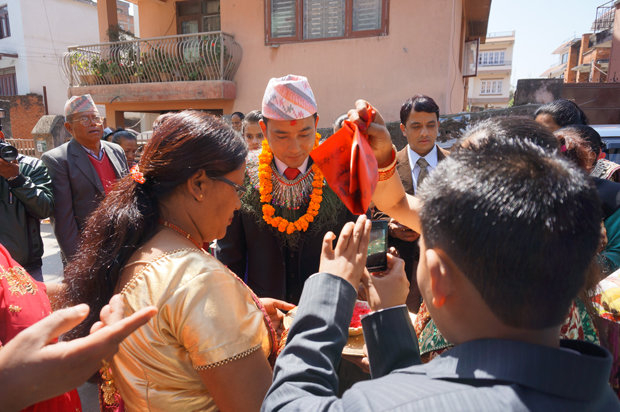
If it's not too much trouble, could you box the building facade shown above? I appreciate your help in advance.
[467,31,514,110]
[65,0,492,129]
[0,0,99,118]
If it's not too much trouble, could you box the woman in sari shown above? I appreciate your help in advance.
[61,111,292,411]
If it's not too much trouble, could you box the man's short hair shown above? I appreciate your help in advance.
[400,94,440,124]
[418,123,601,329]
[231,111,245,120]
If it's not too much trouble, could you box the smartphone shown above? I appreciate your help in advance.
[366,220,388,272]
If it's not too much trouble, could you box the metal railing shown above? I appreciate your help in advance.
[592,1,615,33]
[486,31,515,38]
[62,31,242,87]
[478,60,512,67]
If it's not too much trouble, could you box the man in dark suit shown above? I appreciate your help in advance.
[376,95,448,311]
[42,95,127,262]
[263,112,619,411]
[217,75,355,305]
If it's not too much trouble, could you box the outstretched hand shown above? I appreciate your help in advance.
[347,100,394,168]
[0,295,157,412]
[319,215,372,289]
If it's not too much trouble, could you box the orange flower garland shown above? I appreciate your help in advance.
[259,134,324,234]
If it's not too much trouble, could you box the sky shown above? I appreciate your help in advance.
[487,0,610,87]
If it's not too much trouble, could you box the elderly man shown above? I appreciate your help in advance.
[217,75,356,305]
[41,95,128,262]
[0,134,53,280]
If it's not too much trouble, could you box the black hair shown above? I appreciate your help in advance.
[400,94,440,124]
[242,110,262,133]
[534,99,589,128]
[62,111,247,340]
[419,125,601,329]
[231,111,245,120]
[109,128,138,145]
[459,116,559,153]
[559,124,605,154]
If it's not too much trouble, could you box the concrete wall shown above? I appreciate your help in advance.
[513,78,563,106]
[0,0,99,115]
[134,0,470,126]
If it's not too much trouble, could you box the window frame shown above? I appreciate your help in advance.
[0,5,10,39]
[480,79,503,95]
[264,0,389,45]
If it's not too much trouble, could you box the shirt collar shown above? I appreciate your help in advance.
[407,144,438,171]
[273,155,309,176]
[422,338,612,401]
[81,143,104,161]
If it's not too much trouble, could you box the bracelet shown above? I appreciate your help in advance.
[377,145,397,181]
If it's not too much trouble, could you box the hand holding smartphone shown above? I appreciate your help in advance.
[366,220,388,272]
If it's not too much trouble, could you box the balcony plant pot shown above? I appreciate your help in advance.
[159,73,172,82]
[79,74,98,86]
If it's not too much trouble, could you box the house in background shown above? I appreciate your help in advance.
[541,0,616,84]
[64,0,492,129]
[0,0,99,119]
[467,31,514,110]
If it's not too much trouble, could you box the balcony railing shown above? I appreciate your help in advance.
[62,31,242,87]
[478,60,512,67]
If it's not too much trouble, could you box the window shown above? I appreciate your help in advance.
[267,0,388,44]
[478,50,505,66]
[177,0,220,34]
[480,80,503,95]
[561,53,568,64]
[0,68,17,96]
[0,6,9,39]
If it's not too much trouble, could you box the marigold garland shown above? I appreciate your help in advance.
[259,134,323,234]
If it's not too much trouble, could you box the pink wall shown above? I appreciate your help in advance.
[222,0,466,127]
[135,0,469,127]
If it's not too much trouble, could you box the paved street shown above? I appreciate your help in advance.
[41,221,99,411]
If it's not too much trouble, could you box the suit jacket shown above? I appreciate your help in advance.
[375,145,449,282]
[41,139,127,260]
[217,188,355,304]
[263,273,620,411]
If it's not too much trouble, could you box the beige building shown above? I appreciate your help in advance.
[64,0,492,129]
[467,31,514,110]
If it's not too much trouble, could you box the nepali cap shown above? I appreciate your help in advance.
[64,94,98,118]
[261,74,318,120]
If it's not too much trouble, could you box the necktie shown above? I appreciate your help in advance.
[416,157,429,190]
[284,167,301,180]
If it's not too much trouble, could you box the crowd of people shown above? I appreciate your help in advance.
[1,73,620,411]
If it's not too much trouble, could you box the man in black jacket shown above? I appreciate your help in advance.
[0,136,53,281]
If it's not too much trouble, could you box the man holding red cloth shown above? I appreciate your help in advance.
[217,75,357,305]
[42,95,128,262]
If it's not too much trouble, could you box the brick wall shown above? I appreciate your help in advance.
[0,94,45,139]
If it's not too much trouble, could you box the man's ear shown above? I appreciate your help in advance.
[400,123,406,137]
[314,115,319,128]
[259,119,267,135]
[64,122,73,135]
[426,248,456,308]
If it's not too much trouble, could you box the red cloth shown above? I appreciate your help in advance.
[284,167,301,180]
[310,104,378,214]
[87,151,118,194]
[0,243,82,412]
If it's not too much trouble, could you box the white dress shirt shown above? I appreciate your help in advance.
[407,145,438,194]
[274,156,309,177]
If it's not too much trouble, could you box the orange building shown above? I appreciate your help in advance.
[64,0,492,129]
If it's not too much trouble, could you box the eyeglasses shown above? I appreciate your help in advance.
[72,115,103,127]
[211,176,246,197]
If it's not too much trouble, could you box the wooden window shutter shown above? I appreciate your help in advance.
[303,0,345,39]
[352,0,381,32]
[271,0,297,38]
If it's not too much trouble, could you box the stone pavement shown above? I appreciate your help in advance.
[41,221,99,412]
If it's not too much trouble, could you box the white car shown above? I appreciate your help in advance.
[591,125,620,164]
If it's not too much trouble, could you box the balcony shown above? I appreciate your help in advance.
[62,31,242,103]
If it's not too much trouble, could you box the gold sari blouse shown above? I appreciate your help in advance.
[111,247,271,411]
